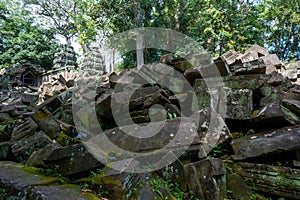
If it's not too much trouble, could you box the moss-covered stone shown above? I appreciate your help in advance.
[281,105,300,124]
[0,142,11,160]
[236,162,300,199]
[227,173,251,200]
[231,132,244,139]
[0,161,62,198]
[56,131,80,146]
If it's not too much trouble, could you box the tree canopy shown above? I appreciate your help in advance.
[1,0,299,69]
[0,0,58,69]
[93,0,299,68]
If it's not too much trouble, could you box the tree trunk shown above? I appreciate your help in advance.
[135,0,144,70]
[175,0,181,31]
[66,36,72,46]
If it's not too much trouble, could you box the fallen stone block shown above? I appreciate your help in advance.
[266,71,286,86]
[236,51,259,63]
[281,62,298,81]
[245,44,269,57]
[282,99,300,116]
[160,53,174,65]
[236,162,300,200]
[194,74,270,91]
[183,63,228,85]
[262,54,282,74]
[173,52,212,72]
[91,117,197,154]
[195,83,253,119]
[226,173,251,200]
[197,108,232,158]
[213,59,231,76]
[184,158,227,200]
[43,144,103,176]
[109,71,134,90]
[31,109,61,139]
[11,130,51,162]
[21,93,38,104]
[224,87,253,119]
[232,58,266,75]
[253,103,299,129]
[11,118,38,141]
[30,185,92,200]
[219,50,240,66]
[27,143,61,167]
[37,96,63,113]
[231,126,300,160]
[0,161,59,197]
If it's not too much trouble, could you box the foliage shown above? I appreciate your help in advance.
[96,0,299,68]
[184,0,265,55]
[42,165,62,177]
[262,0,300,60]
[149,177,190,200]
[24,0,100,52]
[0,0,58,69]
[2,0,299,69]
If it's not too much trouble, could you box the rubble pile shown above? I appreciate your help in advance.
[0,45,300,199]
[38,70,77,104]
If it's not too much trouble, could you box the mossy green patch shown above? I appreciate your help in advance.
[281,106,300,122]
[60,184,81,189]
[22,165,43,175]
[260,86,272,97]
[82,192,101,200]
[231,132,244,139]
[56,131,80,146]
[252,110,260,117]
[22,165,64,185]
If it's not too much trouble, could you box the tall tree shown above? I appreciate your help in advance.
[135,0,144,69]
[185,0,265,56]
[0,0,58,69]
[263,0,300,60]
[24,0,100,52]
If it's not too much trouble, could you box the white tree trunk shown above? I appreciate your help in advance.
[135,0,144,70]
[136,33,144,70]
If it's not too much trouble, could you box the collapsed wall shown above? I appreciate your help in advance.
[0,44,300,199]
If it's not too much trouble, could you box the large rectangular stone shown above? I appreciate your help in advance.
[232,58,266,75]
[236,51,259,63]
[262,54,281,68]
[245,44,269,57]
[184,158,227,200]
[194,81,253,119]
[30,186,91,200]
[0,161,59,196]
[219,50,240,66]
[236,162,300,200]
[224,87,253,119]
[231,126,300,160]
[194,74,269,90]
[213,59,231,76]
[281,62,298,81]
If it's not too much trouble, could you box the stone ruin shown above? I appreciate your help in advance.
[0,44,300,199]
[53,44,77,70]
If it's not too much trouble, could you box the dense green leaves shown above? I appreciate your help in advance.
[0,0,58,69]
[94,0,299,65]
[24,0,101,52]
[263,0,300,60]
[1,0,299,70]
